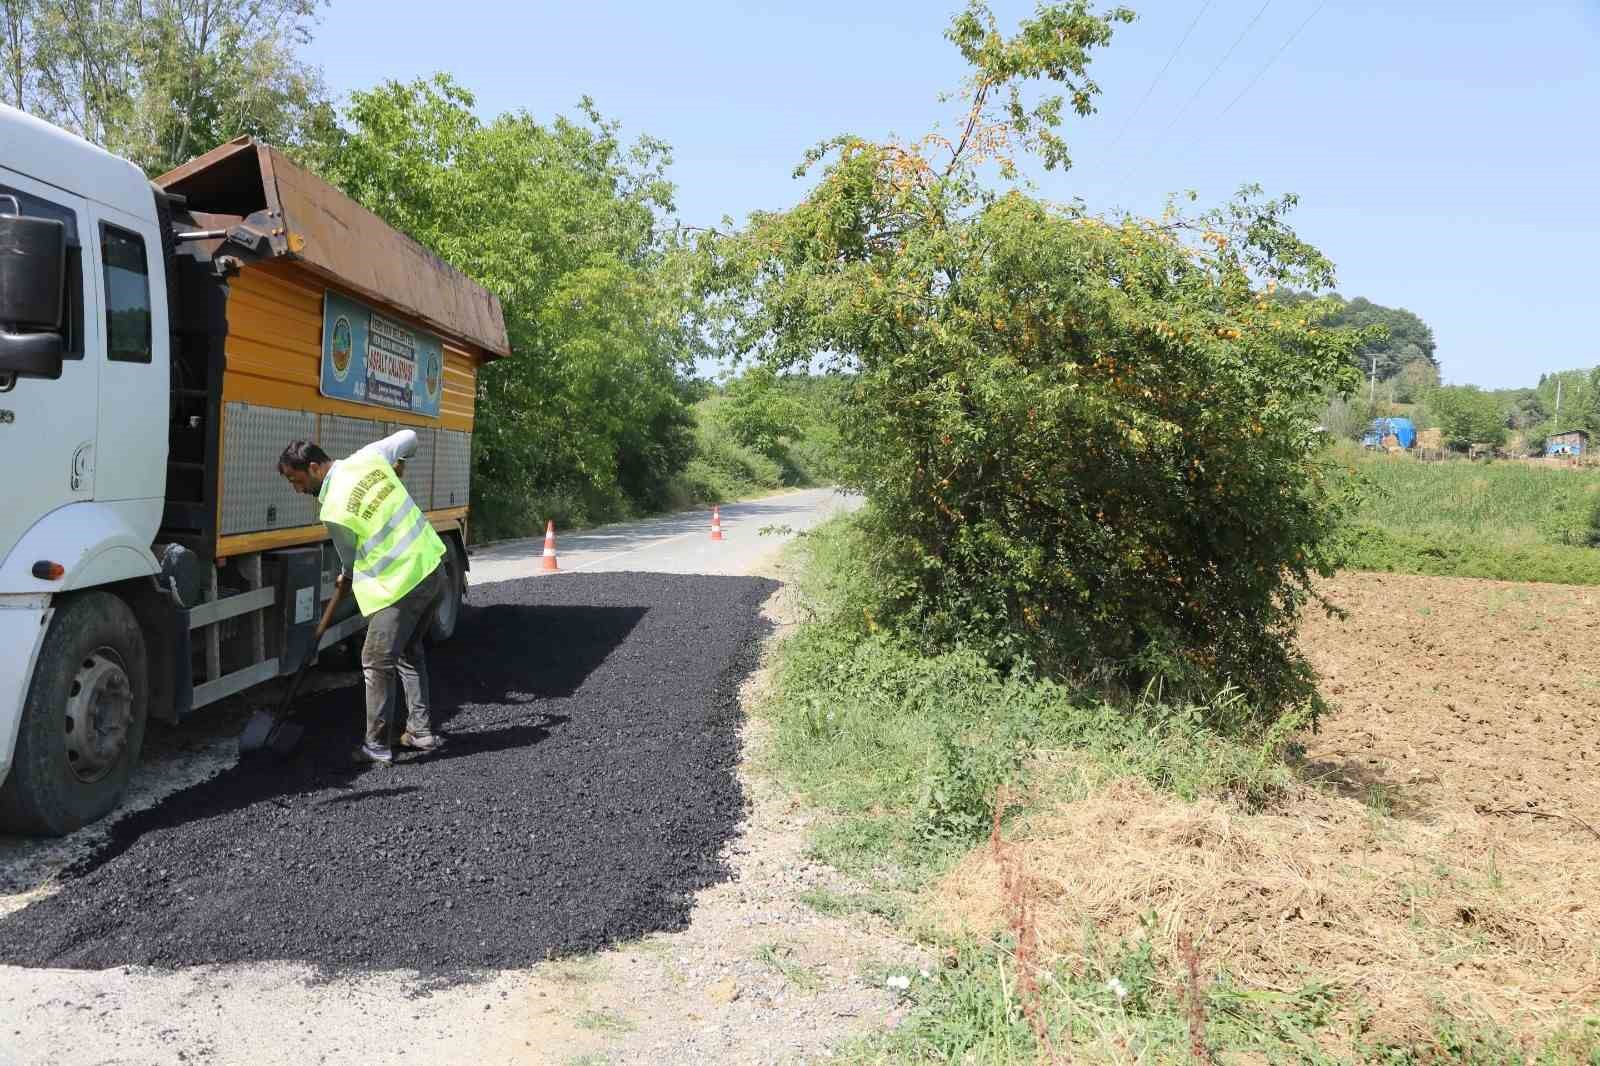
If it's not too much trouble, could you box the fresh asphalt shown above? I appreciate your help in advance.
[0,489,859,976]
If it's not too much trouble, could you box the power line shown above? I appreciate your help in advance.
[1170,0,1329,160]
[1103,0,1215,156]
[1116,0,1275,183]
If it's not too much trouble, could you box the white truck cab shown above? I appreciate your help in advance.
[1,108,170,827]
[0,105,507,835]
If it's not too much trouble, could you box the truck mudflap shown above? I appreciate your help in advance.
[0,594,53,783]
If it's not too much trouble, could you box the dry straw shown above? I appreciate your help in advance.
[923,772,1600,1046]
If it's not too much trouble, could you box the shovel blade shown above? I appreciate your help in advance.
[239,711,278,755]
[267,719,305,759]
[239,713,306,759]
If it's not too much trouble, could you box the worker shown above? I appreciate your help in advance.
[276,431,447,765]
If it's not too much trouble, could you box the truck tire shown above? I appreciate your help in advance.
[428,537,465,645]
[0,592,150,836]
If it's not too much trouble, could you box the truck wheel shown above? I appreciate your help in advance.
[0,592,150,836]
[428,538,465,645]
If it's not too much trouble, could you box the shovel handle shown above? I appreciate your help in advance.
[296,578,347,671]
[275,578,348,717]
[313,576,346,644]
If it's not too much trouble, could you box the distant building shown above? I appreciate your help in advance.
[1361,417,1416,449]
[1545,429,1589,457]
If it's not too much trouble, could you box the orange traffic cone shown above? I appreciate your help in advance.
[541,520,559,571]
[710,506,724,541]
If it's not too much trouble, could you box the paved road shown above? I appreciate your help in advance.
[467,487,861,585]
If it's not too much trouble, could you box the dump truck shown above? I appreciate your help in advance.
[0,105,511,835]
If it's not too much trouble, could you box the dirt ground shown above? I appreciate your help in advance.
[929,571,1600,1048]
[1298,570,1600,836]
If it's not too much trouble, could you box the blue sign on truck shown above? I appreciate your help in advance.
[320,290,445,418]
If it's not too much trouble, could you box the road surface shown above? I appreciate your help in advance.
[467,487,860,584]
[0,485,869,1066]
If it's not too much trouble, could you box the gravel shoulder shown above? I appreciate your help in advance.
[1,542,922,1065]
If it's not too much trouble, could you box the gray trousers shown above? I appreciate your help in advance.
[361,564,444,747]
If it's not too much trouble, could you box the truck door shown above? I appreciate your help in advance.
[86,206,168,506]
[0,170,99,567]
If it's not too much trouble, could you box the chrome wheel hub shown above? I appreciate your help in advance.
[63,649,133,784]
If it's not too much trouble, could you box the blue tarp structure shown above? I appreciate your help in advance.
[1361,417,1416,449]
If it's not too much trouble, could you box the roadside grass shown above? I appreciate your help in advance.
[840,933,1600,1065]
[763,518,1300,888]
[755,942,826,992]
[1332,443,1600,584]
[574,1009,635,1034]
[799,887,905,923]
[760,515,1600,1062]
[838,931,1349,1064]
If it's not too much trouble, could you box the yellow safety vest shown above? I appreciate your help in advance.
[320,452,445,615]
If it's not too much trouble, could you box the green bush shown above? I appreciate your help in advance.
[705,6,1363,723]
[672,406,786,503]
[763,519,1303,880]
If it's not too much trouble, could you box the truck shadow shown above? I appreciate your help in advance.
[428,602,648,709]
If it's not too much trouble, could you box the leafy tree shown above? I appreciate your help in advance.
[306,75,705,530]
[703,369,848,484]
[1515,368,1596,445]
[1391,356,1440,404]
[1277,291,1436,382]
[1507,389,1546,431]
[1425,386,1508,449]
[699,1,1361,721]
[1,0,39,109]
[716,367,806,461]
[8,0,331,174]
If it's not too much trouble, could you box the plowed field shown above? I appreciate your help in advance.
[1299,570,1600,832]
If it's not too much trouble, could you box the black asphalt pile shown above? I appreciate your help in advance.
[0,572,778,976]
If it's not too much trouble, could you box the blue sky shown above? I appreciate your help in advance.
[303,1,1600,389]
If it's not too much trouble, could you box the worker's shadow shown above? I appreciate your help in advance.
[403,713,569,765]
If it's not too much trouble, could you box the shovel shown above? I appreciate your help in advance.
[239,580,346,758]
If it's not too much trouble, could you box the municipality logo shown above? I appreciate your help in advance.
[330,317,353,382]
[425,350,441,400]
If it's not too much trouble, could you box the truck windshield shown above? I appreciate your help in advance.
[0,182,84,358]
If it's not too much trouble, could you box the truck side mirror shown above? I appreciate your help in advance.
[0,194,67,384]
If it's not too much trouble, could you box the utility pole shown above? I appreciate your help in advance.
[1368,355,1377,407]
[1554,378,1563,430]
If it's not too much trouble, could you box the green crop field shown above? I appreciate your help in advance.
[1331,442,1600,584]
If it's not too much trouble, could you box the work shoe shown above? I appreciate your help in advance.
[352,741,394,766]
[400,731,445,753]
